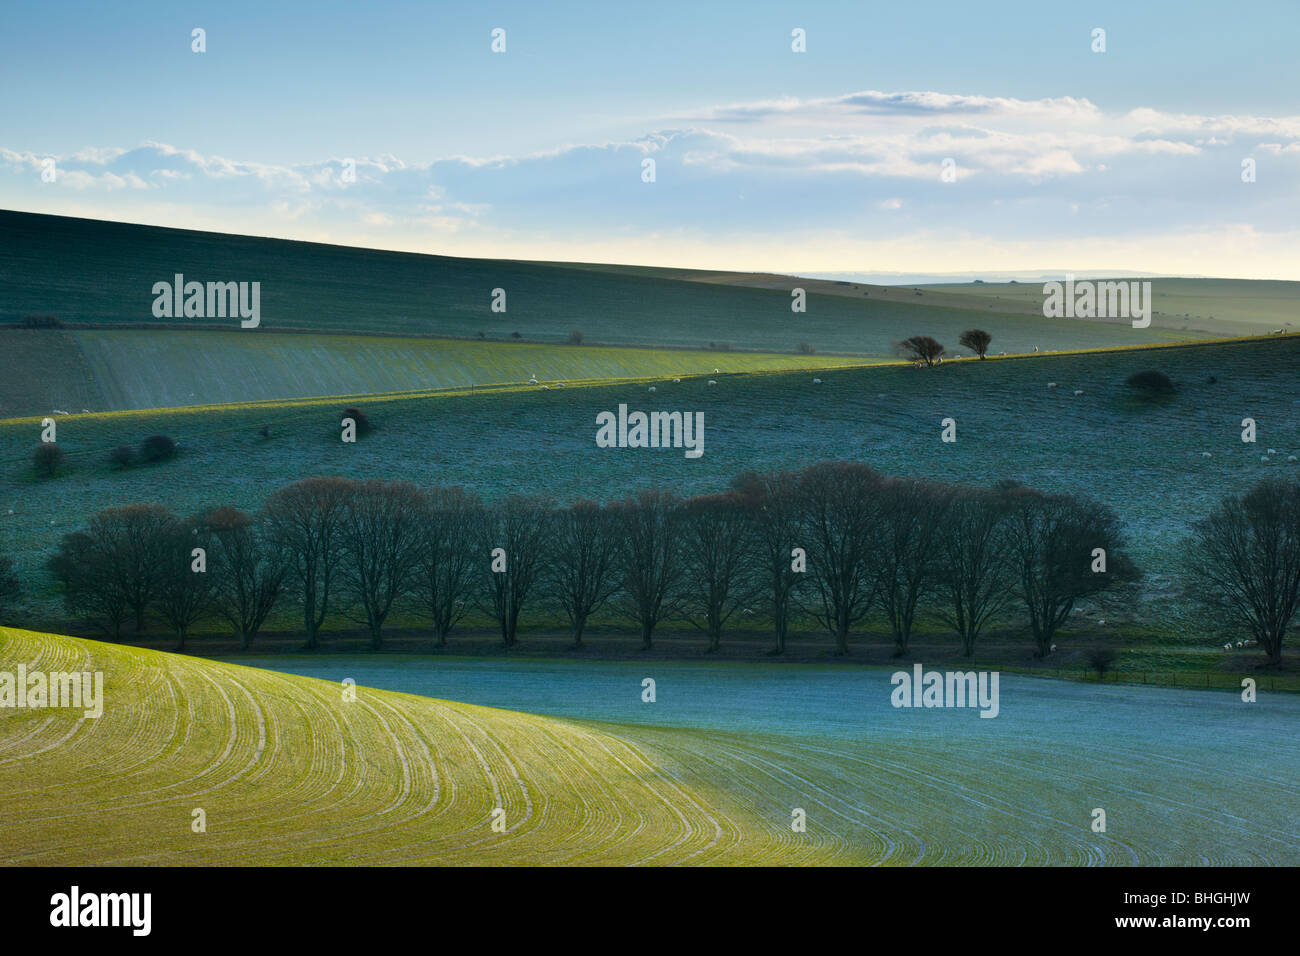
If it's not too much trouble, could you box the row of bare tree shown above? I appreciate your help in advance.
[42,464,1158,656]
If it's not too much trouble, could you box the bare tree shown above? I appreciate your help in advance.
[680,493,758,652]
[796,462,884,654]
[154,515,215,651]
[339,481,427,650]
[203,506,286,650]
[48,532,126,638]
[1006,488,1139,657]
[936,488,1016,656]
[1185,478,1300,664]
[612,489,684,649]
[549,500,619,647]
[732,469,804,654]
[959,329,992,359]
[896,336,945,367]
[418,484,482,647]
[877,477,950,656]
[478,495,552,647]
[265,476,353,650]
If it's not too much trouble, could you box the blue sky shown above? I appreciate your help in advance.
[2,0,1298,276]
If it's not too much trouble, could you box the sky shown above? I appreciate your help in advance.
[2,0,1298,278]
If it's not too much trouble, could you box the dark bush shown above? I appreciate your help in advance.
[568,329,584,345]
[140,434,177,462]
[33,442,63,477]
[510,331,522,339]
[342,407,372,434]
[20,314,62,329]
[1126,370,1175,394]
[108,445,135,468]
[797,342,816,354]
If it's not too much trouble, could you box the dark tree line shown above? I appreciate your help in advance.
[31,463,1161,658]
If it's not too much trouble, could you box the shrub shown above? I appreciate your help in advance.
[797,342,816,354]
[1126,370,1175,394]
[511,331,522,339]
[1086,647,1118,679]
[568,329,584,345]
[33,442,63,477]
[140,434,177,462]
[896,335,945,367]
[20,314,62,329]
[958,329,992,359]
[342,407,372,434]
[108,445,135,468]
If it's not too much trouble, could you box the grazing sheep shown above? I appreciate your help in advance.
[1047,382,1058,388]
[714,368,720,374]
[52,409,69,415]
[1097,619,1106,626]
[672,378,681,384]
[812,378,822,384]
[1073,389,1083,396]
[707,380,717,386]
[528,376,538,385]
[540,385,550,390]
[1049,644,1057,653]
[647,386,656,393]
[1236,641,1244,648]
[554,382,565,388]
[1224,643,1232,651]
[1289,456,1298,462]
[1202,452,1212,458]
[1262,457,1271,463]
[1267,448,1278,455]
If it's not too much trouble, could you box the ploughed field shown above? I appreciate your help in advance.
[2,629,1296,865]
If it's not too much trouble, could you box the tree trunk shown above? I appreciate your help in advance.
[835,625,848,655]
[641,622,653,650]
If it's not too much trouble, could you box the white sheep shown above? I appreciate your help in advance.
[812,378,822,384]
[1097,619,1106,626]
[540,385,549,390]
[1267,448,1278,455]
[1073,389,1083,396]
[707,380,717,386]
[1047,382,1058,388]
[1274,328,1285,334]
[1236,641,1244,648]
[714,368,720,374]
[1224,643,1232,651]
[1049,643,1057,653]
[1202,452,1212,458]
[647,386,656,393]
[1289,456,1298,462]
[528,376,538,385]
[1262,457,1271,463]
[672,378,681,384]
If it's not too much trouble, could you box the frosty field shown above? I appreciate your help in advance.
[2,628,1295,866]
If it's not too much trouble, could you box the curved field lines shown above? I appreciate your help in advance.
[2,628,1297,866]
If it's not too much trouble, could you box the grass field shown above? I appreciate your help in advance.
[2,334,1296,617]
[2,628,1296,865]
[0,329,872,415]
[1,210,1209,358]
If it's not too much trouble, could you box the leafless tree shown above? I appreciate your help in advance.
[877,477,950,656]
[1185,478,1300,664]
[548,499,620,647]
[680,493,758,652]
[54,504,172,633]
[203,506,286,650]
[796,462,884,654]
[612,489,685,649]
[339,480,427,650]
[478,495,552,647]
[265,476,353,650]
[418,484,482,647]
[154,515,215,650]
[936,487,1016,656]
[958,329,992,359]
[896,335,945,367]
[732,469,804,654]
[1006,488,1138,656]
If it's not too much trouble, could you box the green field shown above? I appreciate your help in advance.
[2,335,1297,634]
[1,210,1210,358]
[0,328,872,416]
[2,629,1295,865]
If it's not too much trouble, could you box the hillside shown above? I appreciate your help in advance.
[3,628,1296,865]
[1,210,1204,356]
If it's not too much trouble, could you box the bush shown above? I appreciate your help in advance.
[140,434,177,462]
[342,407,372,435]
[797,342,816,354]
[20,314,62,329]
[33,442,63,477]
[1086,647,1118,679]
[511,331,522,339]
[568,329,584,345]
[108,445,135,468]
[1126,370,1175,394]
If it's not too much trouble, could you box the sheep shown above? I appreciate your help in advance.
[1262,457,1271,463]
[1202,452,1213,458]
[527,376,538,385]
[1097,619,1106,626]
[1274,328,1285,334]
[52,409,69,415]
[713,368,720,374]
[1047,382,1058,388]
[812,378,822,384]
[707,380,717,386]
[1289,456,1298,463]
[1224,643,1233,651]
[540,385,550,390]
[1236,641,1244,648]
[672,378,681,384]
[554,382,565,388]
[1073,389,1083,396]
[1049,644,1057,653]
[647,386,656,393]
[1267,448,1278,455]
